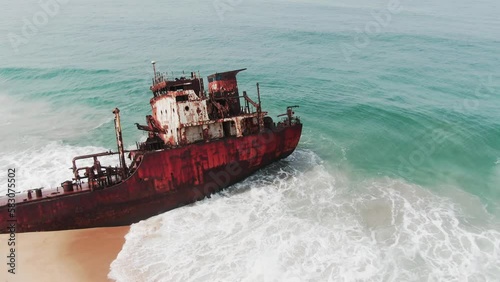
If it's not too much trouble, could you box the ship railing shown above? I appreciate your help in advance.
[136,141,145,150]
[152,72,168,85]
[136,140,165,151]
[73,166,122,191]
[277,106,301,127]
[278,116,301,127]
[152,71,200,85]
[71,151,132,191]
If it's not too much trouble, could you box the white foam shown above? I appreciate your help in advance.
[0,92,106,152]
[0,90,131,193]
[0,141,121,193]
[109,150,500,282]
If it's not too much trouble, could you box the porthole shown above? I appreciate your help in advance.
[185,106,190,111]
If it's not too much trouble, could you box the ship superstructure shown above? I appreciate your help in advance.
[142,67,266,148]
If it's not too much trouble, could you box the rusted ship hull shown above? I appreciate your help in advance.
[0,124,301,233]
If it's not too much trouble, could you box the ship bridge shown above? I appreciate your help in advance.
[138,64,264,148]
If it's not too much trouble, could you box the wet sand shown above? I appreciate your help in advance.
[0,226,129,282]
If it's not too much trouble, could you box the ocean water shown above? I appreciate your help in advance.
[1,0,500,281]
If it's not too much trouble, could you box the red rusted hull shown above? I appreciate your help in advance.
[0,124,301,233]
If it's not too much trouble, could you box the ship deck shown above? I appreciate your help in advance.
[1,182,95,206]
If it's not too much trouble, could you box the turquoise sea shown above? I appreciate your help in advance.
[1,0,499,281]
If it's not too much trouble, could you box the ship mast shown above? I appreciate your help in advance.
[113,108,128,178]
[152,61,157,81]
[257,83,263,132]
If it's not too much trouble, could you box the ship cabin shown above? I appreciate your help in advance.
[137,68,267,150]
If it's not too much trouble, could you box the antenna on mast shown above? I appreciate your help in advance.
[151,61,157,80]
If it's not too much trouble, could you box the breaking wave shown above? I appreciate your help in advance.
[0,91,133,193]
[0,141,115,193]
[0,92,107,151]
[109,150,500,282]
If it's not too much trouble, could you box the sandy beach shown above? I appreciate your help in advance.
[0,226,128,282]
